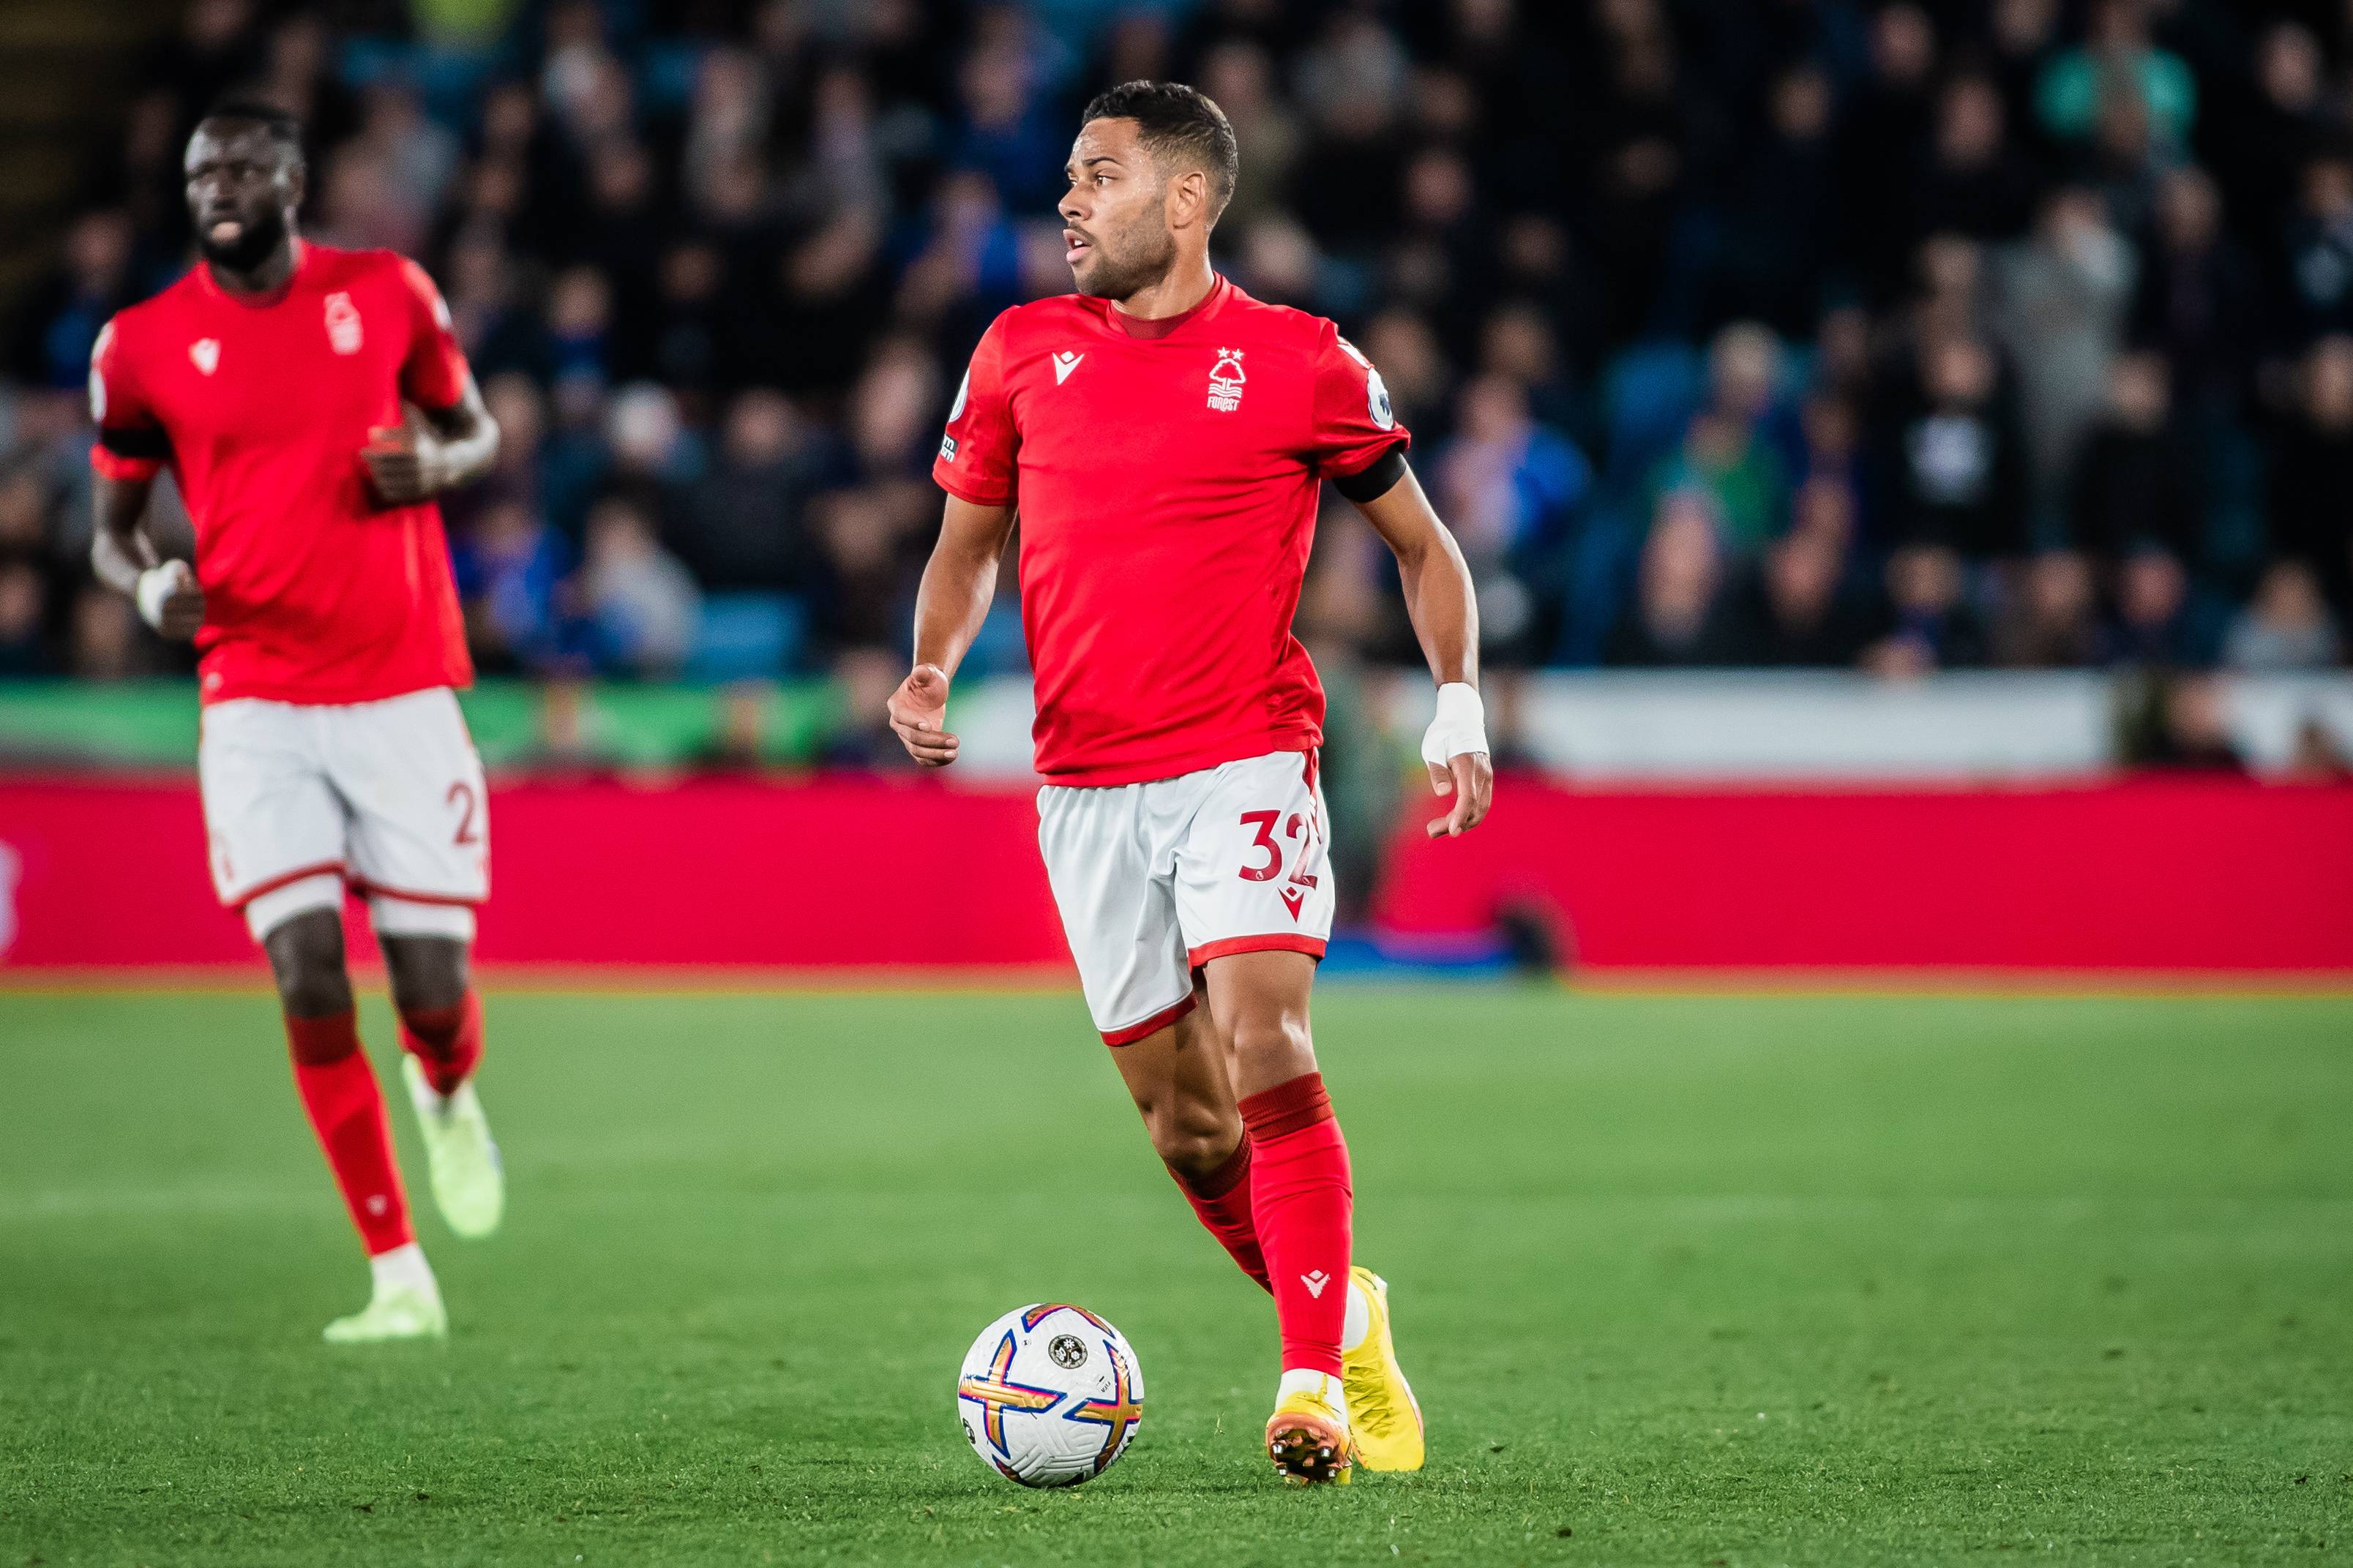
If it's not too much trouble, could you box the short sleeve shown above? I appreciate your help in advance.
[88,317,168,482]
[1309,323,1410,479]
[932,312,1019,506]
[396,257,470,410]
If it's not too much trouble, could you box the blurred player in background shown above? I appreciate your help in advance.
[894,81,1493,1484]
[88,102,504,1343]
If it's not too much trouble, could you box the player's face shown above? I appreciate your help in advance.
[184,121,302,272]
[1060,119,1178,301]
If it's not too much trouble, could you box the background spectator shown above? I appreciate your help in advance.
[0,0,2346,727]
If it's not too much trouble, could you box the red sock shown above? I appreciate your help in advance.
[286,1010,414,1256]
[1239,1071,1353,1378]
[397,989,483,1097]
[1170,1136,1271,1292]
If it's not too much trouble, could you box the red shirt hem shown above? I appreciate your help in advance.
[198,670,471,708]
[1036,728,1321,788]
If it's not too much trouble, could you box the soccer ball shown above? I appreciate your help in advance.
[955,1304,1145,1487]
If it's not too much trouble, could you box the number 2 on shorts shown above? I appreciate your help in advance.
[447,781,481,846]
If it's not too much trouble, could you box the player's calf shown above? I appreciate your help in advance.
[1131,1081,1240,1179]
[382,933,479,1094]
[1165,1135,1269,1292]
[381,930,503,1239]
[1106,1000,1271,1289]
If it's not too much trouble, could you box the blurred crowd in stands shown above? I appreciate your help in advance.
[4,0,2353,744]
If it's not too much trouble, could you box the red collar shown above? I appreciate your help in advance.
[1107,274,1227,340]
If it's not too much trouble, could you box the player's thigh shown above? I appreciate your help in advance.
[196,699,347,909]
[1171,751,1336,969]
[1037,781,1190,1044]
[325,688,489,912]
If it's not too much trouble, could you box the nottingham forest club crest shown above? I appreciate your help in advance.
[1207,348,1246,413]
[324,291,364,355]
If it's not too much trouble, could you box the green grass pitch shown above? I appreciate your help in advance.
[1,985,2349,1566]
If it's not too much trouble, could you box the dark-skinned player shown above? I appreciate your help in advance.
[89,101,504,1343]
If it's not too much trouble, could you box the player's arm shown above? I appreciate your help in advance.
[1347,459,1495,837]
[91,464,204,641]
[88,318,202,639]
[888,496,1019,767]
[363,371,500,506]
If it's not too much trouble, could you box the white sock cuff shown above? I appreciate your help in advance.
[1276,1368,1347,1428]
[1342,1275,1372,1353]
[368,1241,435,1295]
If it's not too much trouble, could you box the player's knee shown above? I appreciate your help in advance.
[1123,1081,1235,1174]
[1148,1104,1241,1177]
[261,909,353,1019]
[381,934,469,1015]
[1226,1012,1315,1081]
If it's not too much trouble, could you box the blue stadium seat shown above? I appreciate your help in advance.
[688,593,804,683]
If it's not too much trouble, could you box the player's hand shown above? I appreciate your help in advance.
[361,424,447,506]
[1426,750,1494,837]
[887,663,959,766]
[135,560,205,640]
[1420,681,1493,838]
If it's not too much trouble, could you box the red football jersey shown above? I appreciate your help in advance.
[89,241,474,705]
[933,277,1407,785]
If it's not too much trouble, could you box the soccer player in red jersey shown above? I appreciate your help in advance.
[892,81,1494,1483]
[87,103,506,1343]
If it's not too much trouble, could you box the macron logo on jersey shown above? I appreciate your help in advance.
[189,338,220,375]
[1052,350,1084,385]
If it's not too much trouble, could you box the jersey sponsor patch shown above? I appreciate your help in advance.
[939,433,958,462]
[190,338,220,375]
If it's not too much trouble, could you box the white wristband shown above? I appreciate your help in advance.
[1420,682,1488,768]
[135,561,190,629]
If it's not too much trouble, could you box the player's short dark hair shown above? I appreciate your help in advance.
[195,97,305,161]
[1081,80,1238,222]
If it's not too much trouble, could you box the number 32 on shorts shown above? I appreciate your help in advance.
[1236,809,1320,918]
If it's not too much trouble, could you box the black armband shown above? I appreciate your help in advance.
[1331,446,1407,505]
[99,423,172,461]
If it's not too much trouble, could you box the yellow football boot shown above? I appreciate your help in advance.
[1265,1376,1355,1485]
[1342,1268,1425,1471]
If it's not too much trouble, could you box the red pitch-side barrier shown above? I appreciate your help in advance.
[0,775,2346,975]
[1373,776,2353,973]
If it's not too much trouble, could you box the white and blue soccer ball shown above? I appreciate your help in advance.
[956,1304,1145,1487]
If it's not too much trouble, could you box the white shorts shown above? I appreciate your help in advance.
[198,687,490,943]
[1039,750,1335,1044]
